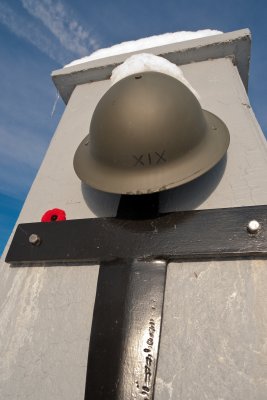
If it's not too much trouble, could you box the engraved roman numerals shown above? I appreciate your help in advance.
[133,151,166,167]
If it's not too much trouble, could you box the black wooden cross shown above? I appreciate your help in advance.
[6,201,267,399]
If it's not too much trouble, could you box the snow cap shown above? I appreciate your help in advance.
[110,53,200,100]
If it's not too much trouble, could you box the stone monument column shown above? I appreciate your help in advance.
[1,29,267,400]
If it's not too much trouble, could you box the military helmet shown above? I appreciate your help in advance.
[74,71,230,194]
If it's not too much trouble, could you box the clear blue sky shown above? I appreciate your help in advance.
[0,0,266,253]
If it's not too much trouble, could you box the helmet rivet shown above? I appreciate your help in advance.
[247,220,261,234]
[29,234,41,246]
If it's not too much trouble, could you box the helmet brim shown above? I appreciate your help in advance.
[73,110,230,195]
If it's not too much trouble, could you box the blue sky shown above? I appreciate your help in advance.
[0,0,266,253]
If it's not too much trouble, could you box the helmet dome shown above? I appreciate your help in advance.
[74,71,229,194]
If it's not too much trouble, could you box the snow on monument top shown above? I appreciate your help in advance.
[64,29,222,68]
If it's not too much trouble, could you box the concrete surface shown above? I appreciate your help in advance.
[1,47,267,399]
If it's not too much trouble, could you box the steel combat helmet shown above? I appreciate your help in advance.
[74,71,230,194]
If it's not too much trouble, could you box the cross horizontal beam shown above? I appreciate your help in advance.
[6,205,267,264]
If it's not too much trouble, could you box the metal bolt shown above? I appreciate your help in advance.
[247,220,261,234]
[29,233,41,246]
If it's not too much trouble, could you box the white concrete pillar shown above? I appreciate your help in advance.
[1,29,267,399]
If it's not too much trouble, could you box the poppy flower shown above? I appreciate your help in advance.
[41,208,66,222]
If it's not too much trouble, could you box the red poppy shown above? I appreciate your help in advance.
[41,208,66,222]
